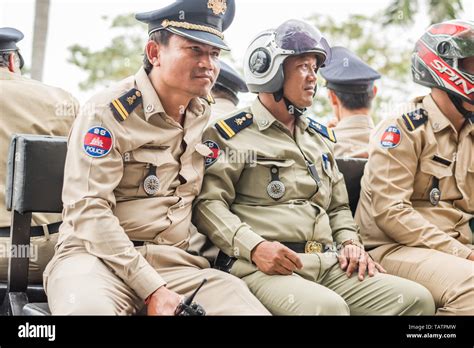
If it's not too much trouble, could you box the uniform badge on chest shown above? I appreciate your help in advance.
[267,165,286,200]
[429,177,441,206]
[143,164,160,196]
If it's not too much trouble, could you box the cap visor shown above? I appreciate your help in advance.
[167,27,230,50]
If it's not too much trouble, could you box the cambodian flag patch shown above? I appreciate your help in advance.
[203,140,220,167]
[83,126,113,158]
[380,126,401,149]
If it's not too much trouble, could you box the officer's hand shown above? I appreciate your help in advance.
[467,252,474,261]
[251,241,303,275]
[147,286,183,316]
[338,245,386,281]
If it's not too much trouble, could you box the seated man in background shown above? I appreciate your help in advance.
[0,27,78,283]
[321,46,380,158]
[355,20,474,315]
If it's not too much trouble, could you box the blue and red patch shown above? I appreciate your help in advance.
[83,126,113,158]
[203,140,220,167]
[380,126,401,149]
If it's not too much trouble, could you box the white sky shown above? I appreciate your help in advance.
[1,0,473,106]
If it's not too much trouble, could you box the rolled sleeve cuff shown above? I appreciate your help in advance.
[448,242,472,260]
[233,226,265,263]
[128,264,167,300]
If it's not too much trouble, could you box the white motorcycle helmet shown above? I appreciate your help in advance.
[244,19,331,94]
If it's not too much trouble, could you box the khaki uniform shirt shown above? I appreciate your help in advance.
[332,115,374,158]
[0,69,77,227]
[54,67,212,299]
[194,98,360,263]
[355,94,474,258]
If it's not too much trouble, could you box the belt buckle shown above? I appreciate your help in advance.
[305,241,322,254]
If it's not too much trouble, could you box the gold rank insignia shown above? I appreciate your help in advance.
[215,112,253,140]
[306,116,337,143]
[401,108,428,131]
[110,88,142,122]
[208,0,227,15]
[204,93,215,105]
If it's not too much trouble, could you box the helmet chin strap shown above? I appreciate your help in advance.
[273,88,316,118]
[447,93,474,120]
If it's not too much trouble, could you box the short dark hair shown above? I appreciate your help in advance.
[0,51,22,69]
[143,30,172,74]
[333,89,374,110]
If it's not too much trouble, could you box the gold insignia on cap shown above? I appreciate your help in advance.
[207,0,227,15]
[161,19,224,39]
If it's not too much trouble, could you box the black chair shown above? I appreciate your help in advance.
[335,158,367,216]
[1,134,67,315]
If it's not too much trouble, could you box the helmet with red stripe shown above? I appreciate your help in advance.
[412,20,474,108]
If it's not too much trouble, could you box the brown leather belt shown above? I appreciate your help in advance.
[0,221,61,238]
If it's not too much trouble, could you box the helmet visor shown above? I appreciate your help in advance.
[275,19,331,67]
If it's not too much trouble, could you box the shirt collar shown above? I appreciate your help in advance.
[250,97,280,131]
[134,67,208,123]
[421,94,452,133]
[335,115,374,128]
[134,67,166,122]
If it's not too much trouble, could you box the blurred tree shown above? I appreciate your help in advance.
[384,0,463,25]
[68,14,147,90]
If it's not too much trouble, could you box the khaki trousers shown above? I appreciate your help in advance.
[44,244,270,315]
[230,252,435,315]
[369,244,474,315]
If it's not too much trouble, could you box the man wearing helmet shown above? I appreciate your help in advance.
[355,20,474,315]
[193,19,435,315]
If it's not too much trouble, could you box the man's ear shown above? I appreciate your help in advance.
[328,89,339,106]
[372,85,378,98]
[145,40,160,67]
[8,52,16,73]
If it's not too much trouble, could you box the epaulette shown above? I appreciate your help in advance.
[203,93,215,105]
[306,117,337,143]
[110,88,142,122]
[215,112,253,140]
[401,108,428,131]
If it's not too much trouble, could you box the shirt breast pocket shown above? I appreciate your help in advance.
[414,160,452,200]
[117,147,175,198]
[237,158,295,203]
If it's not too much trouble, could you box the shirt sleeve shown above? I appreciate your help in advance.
[193,126,265,263]
[61,101,166,300]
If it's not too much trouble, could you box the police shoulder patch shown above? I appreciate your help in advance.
[401,108,428,131]
[306,117,337,143]
[380,125,402,149]
[214,112,253,140]
[110,88,142,122]
[83,126,113,158]
[203,140,220,167]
